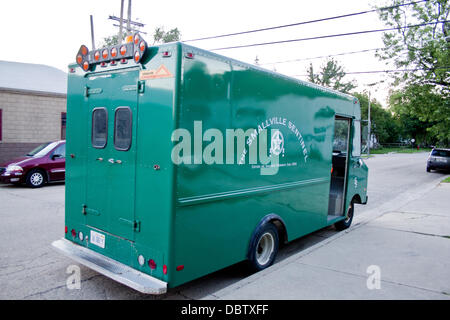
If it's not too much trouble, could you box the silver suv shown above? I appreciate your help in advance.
[427,148,450,172]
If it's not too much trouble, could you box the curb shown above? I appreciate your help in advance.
[204,174,446,300]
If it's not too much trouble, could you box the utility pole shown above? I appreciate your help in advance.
[90,15,96,50]
[118,0,124,44]
[365,81,381,157]
[367,91,371,157]
[110,0,145,42]
[126,0,132,36]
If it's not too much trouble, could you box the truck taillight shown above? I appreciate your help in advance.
[133,34,140,45]
[162,51,171,57]
[71,229,76,238]
[134,51,140,63]
[120,45,127,56]
[111,47,118,58]
[163,265,167,275]
[139,41,145,52]
[65,226,68,234]
[76,45,90,71]
[148,259,156,270]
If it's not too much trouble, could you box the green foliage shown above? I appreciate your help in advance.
[99,34,125,47]
[99,26,181,48]
[389,84,449,145]
[152,27,181,44]
[377,0,450,146]
[353,92,401,144]
[306,58,357,93]
[370,147,431,154]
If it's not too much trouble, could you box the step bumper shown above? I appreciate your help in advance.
[51,238,167,294]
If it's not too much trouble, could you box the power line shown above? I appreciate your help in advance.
[291,66,450,77]
[260,48,382,66]
[261,37,444,66]
[183,0,429,42]
[209,20,450,51]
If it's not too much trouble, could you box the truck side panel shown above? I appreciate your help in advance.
[171,47,354,287]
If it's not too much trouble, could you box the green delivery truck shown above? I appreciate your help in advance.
[52,33,368,294]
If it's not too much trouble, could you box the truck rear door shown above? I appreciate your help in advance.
[84,69,139,241]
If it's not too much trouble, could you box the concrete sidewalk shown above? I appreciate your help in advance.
[205,180,450,300]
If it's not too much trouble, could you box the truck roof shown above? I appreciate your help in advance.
[177,42,357,104]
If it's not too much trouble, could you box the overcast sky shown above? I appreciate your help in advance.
[1,0,397,106]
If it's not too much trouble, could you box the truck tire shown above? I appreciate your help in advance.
[248,223,279,272]
[26,169,46,188]
[335,200,354,231]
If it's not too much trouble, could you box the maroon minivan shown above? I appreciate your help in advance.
[0,140,65,188]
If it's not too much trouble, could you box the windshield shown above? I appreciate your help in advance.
[26,142,59,157]
[431,149,450,157]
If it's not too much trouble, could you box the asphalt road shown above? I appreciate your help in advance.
[0,152,448,299]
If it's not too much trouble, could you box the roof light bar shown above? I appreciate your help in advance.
[75,32,148,72]
[75,45,90,71]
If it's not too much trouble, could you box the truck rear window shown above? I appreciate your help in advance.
[114,107,132,151]
[92,108,108,148]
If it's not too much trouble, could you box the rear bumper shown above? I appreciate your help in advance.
[51,238,167,294]
[427,161,450,170]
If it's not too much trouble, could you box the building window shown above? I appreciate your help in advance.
[61,112,66,140]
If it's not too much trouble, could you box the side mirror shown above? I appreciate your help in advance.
[51,154,62,160]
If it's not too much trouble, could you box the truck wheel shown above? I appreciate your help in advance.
[26,169,46,188]
[335,200,354,231]
[426,166,431,172]
[248,223,279,272]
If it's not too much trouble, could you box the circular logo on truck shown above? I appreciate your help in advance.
[270,130,285,156]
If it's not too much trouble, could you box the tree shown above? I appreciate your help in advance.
[99,26,181,47]
[152,27,181,44]
[100,34,126,47]
[353,92,401,145]
[376,0,450,146]
[306,58,357,93]
[389,89,434,144]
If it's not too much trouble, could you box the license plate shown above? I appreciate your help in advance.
[90,230,105,248]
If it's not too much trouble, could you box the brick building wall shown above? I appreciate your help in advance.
[0,89,67,163]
